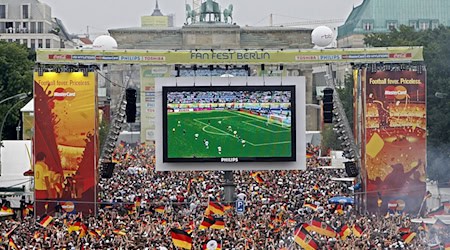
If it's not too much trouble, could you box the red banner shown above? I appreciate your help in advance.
[364,70,426,213]
[34,72,98,216]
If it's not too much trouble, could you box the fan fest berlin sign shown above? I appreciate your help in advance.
[36,47,423,65]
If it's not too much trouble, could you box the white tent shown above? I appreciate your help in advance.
[20,98,34,112]
[0,140,33,207]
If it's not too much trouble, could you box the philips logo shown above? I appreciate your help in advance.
[221,158,238,163]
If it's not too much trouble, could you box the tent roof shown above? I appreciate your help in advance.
[20,98,33,112]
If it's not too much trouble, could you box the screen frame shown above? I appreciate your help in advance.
[162,85,296,163]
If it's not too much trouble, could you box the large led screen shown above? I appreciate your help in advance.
[163,86,296,163]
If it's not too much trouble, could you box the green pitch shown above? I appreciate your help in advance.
[167,110,292,159]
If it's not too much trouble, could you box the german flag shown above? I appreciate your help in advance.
[307,219,337,238]
[113,229,127,236]
[313,184,319,190]
[161,219,167,225]
[199,216,215,230]
[68,221,83,233]
[0,206,14,215]
[38,215,53,228]
[155,206,165,214]
[398,227,410,234]
[185,221,195,234]
[89,229,100,239]
[119,141,126,148]
[208,201,224,215]
[112,157,120,164]
[401,232,416,244]
[338,225,351,240]
[306,152,314,158]
[303,203,318,211]
[251,172,264,184]
[211,217,225,230]
[9,238,19,250]
[335,204,344,215]
[135,197,141,208]
[223,204,232,211]
[352,224,363,238]
[171,228,192,250]
[293,227,319,250]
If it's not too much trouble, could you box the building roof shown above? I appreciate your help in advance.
[338,0,450,39]
[79,37,93,45]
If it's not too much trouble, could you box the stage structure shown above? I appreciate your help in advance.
[34,46,424,213]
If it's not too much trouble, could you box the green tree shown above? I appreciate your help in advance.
[365,26,450,183]
[321,123,341,154]
[0,42,33,140]
[336,73,354,131]
[99,118,110,151]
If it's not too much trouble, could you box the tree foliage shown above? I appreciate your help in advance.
[365,25,450,183]
[0,42,33,140]
[321,123,341,154]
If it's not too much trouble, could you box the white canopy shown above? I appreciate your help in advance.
[20,98,34,112]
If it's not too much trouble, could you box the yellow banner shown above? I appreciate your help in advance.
[36,47,424,65]
[34,72,98,215]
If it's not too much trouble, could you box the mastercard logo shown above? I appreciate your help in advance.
[61,201,75,212]
[384,86,407,100]
[53,87,76,101]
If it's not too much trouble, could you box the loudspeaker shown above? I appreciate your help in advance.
[322,88,334,123]
[125,88,137,123]
[101,162,116,179]
[344,161,359,177]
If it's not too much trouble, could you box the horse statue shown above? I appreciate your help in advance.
[223,4,233,23]
[185,4,197,24]
[200,0,221,22]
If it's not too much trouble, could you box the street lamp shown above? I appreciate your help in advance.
[0,92,30,176]
[0,92,30,105]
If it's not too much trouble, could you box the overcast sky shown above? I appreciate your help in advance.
[39,0,363,37]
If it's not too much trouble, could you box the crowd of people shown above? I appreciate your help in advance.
[0,142,447,249]
[167,90,291,105]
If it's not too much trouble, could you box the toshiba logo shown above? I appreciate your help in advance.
[221,158,238,163]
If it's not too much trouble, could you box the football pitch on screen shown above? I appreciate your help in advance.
[167,110,292,159]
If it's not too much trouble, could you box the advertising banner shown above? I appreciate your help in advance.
[34,72,98,216]
[364,70,426,213]
[140,65,170,142]
[36,47,424,65]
